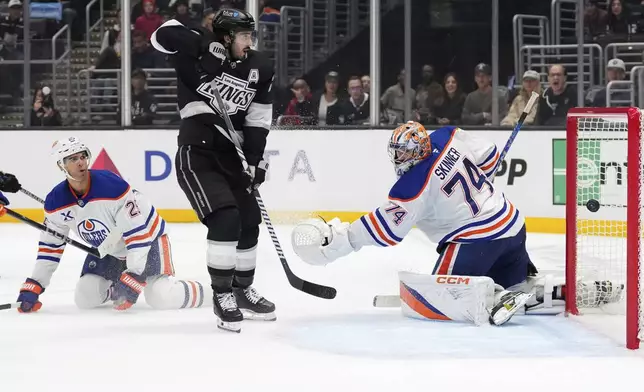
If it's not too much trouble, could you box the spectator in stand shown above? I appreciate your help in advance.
[381,69,415,124]
[608,0,633,35]
[170,0,199,27]
[132,29,166,69]
[585,0,609,38]
[129,68,158,126]
[281,78,315,125]
[31,86,62,127]
[0,0,24,48]
[361,75,371,96]
[259,0,280,23]
[433,72,466,126]
[536,64,577,126]
[328,76,370,125]
[201,7,215,31]
[592,58,630,107]
[462,63,508,125]
[414,64,443,124]
[135,0,164,40]
[501,70,541,127]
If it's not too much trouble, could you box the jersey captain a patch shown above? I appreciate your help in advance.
[198,72,257,116]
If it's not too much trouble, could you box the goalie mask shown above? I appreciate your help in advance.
[388,121,432,177]
[51,137,92,181]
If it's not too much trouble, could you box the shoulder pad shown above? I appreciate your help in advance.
[87,170,130,200]
[44,180,75,213]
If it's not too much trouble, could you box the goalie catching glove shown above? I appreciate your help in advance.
[291,217,356,266]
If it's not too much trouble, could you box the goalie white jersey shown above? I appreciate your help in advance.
[348,126,524,250]
[32,170,166,287]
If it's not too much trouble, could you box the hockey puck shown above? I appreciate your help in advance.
[586,199,600,212]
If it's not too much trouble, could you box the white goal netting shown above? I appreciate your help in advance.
[569,109,644,349]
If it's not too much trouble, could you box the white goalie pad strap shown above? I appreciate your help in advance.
[398,271,495,326]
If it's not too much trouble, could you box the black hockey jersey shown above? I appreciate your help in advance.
[150,19,274,166]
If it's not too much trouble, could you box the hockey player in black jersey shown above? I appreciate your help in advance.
[151,8,275,332]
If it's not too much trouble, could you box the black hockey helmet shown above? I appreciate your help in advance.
[212,8,256,36]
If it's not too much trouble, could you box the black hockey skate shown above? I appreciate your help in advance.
[213,291,243,333]
[233,286,276,321]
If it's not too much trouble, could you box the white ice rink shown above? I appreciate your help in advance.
[1,223,643,392]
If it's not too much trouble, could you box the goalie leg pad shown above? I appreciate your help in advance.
[398,271,495,325]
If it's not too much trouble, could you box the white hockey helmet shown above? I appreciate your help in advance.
[51,137,92,179]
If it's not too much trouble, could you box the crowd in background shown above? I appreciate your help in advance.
[0,0,643,127]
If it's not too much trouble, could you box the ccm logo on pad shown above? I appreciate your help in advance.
[436,276,470,285]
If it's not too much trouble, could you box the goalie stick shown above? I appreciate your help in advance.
[372,91,540,308]
[210,84,337,300]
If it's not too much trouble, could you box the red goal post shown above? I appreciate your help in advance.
[565,107,642,350]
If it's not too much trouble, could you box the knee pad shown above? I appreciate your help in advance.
[144,275,208,310]
[74,274,113,309]
[205,207,240,242]
[238,225,259,251]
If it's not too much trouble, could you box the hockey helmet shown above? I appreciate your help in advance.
[388,121,432,177]
[212,8,257,51]
[51,137,92,180]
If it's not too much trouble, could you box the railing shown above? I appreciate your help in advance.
[629,66,644,108]
[605,80,632,107]
[257,21,281,76]
[551,0,578,45]
[604,43,644,80]
[518,44,604,91]
[86,0,104,67]
[278,6,310,85]
[75,68,178,124]
[51,24,72,117]
[513,15,550,84]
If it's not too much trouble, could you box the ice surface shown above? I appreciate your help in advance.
[0,224,642,392]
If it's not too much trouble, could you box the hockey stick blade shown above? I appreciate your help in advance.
[373,295,401,308]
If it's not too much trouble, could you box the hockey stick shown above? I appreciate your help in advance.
[209,86,336,300]
[0,203,100,257]
[0,302,21,311]
[0,173,123,258]
[372,92,540,308]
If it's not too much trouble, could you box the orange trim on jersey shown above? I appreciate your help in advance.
[67,173,92,201]
[124,213,160,245]
[480,151,500,171]
[38,247,64,254]
[455,203,516,240]
[160,235,174,276]
[436,243,457,275]
[399,282,451,321]
[188,281,198,308]
[389,129,457,203]
[368,212,397,246]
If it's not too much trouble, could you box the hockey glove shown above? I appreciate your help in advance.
[248,160,269,190]
[112,272,147,311]
[0,171,21,193]
[0,191,8,217]
[17,278,44,313]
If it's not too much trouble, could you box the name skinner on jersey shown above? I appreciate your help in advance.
[197,72,257,115]
[434,147,462,180]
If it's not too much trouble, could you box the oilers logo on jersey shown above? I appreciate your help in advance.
[77,219,110,247]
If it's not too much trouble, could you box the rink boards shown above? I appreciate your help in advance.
[0,128,627,235]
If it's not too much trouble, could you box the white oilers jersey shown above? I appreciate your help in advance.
[348,126,524,250]
[31,170,165,287]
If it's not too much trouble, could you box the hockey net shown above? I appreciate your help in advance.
[566,107,643,349]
